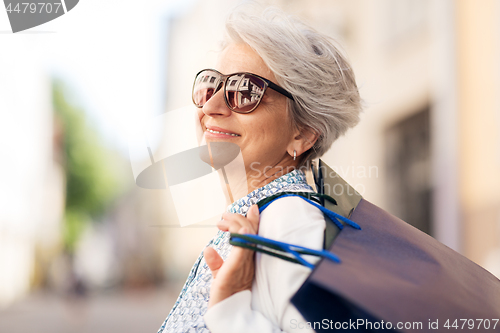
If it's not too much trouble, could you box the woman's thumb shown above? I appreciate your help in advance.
[246,205,260,232]
[204,246,223,278]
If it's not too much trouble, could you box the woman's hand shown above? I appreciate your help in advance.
[204,205,260,308]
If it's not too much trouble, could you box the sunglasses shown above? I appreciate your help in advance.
[192,69,294,114]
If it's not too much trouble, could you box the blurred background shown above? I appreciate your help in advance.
[0,0,499,332]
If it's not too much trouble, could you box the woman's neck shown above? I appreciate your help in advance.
[218,164,301,206]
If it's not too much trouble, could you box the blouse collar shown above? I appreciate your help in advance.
[227,169,312,215]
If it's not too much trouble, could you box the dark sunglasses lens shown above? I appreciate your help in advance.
[225,74,266,113]
[193,70,221,107]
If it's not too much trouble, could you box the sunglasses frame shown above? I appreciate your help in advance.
[192,68,294,114]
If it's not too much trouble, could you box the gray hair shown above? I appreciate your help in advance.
[223,6,362,166]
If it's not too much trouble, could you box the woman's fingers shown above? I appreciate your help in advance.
[207,226,255,308]
[216,219,240,233]
[218,205,260,234]
[204,246,224,279]
[245,205,260,233]
[206,206,260,309]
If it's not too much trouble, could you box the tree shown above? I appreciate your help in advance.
[52,79,124,253]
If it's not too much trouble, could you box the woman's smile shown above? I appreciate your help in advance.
[204,125,241,139]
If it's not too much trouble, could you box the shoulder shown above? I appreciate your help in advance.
[258,195,325,248]
[252,195,325,326]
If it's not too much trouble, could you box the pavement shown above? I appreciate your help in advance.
[0,285,181,333]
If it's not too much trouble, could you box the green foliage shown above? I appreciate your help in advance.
[52,79,122,252]
[62,210,89,253]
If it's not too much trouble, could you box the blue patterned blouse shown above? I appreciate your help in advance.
[157,169,313,333]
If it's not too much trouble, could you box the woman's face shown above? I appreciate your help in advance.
[199,43,298,182]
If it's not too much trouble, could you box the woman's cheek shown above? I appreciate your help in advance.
[196,109,206,145]
[197,108,204,121]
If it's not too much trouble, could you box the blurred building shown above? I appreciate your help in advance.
[454,0,500,277]
[157,0,500,278]
[0,39,65,307]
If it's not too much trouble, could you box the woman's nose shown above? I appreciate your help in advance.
[202,86,232,118]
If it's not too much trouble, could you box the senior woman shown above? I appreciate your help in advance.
[157,6,362,333]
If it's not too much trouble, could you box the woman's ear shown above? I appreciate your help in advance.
[288,127,319,158]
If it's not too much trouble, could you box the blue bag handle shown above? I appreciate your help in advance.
[229,192,361,269]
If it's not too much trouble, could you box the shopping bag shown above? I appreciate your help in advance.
[289,160,500,333]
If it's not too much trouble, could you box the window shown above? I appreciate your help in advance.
[385,107,432,235]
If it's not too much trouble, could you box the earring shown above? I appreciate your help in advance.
[293,150,297,161]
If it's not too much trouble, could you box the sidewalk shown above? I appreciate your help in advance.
[0,285,180,333]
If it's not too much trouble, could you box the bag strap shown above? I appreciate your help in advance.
[257,191,335,211]
[229,233,341,269]
[256,192,361,231]
[312,160,364,247]
[256,191,361,252]
[229,192,361,268]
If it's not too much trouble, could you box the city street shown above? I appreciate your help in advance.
[0,285,180,333]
